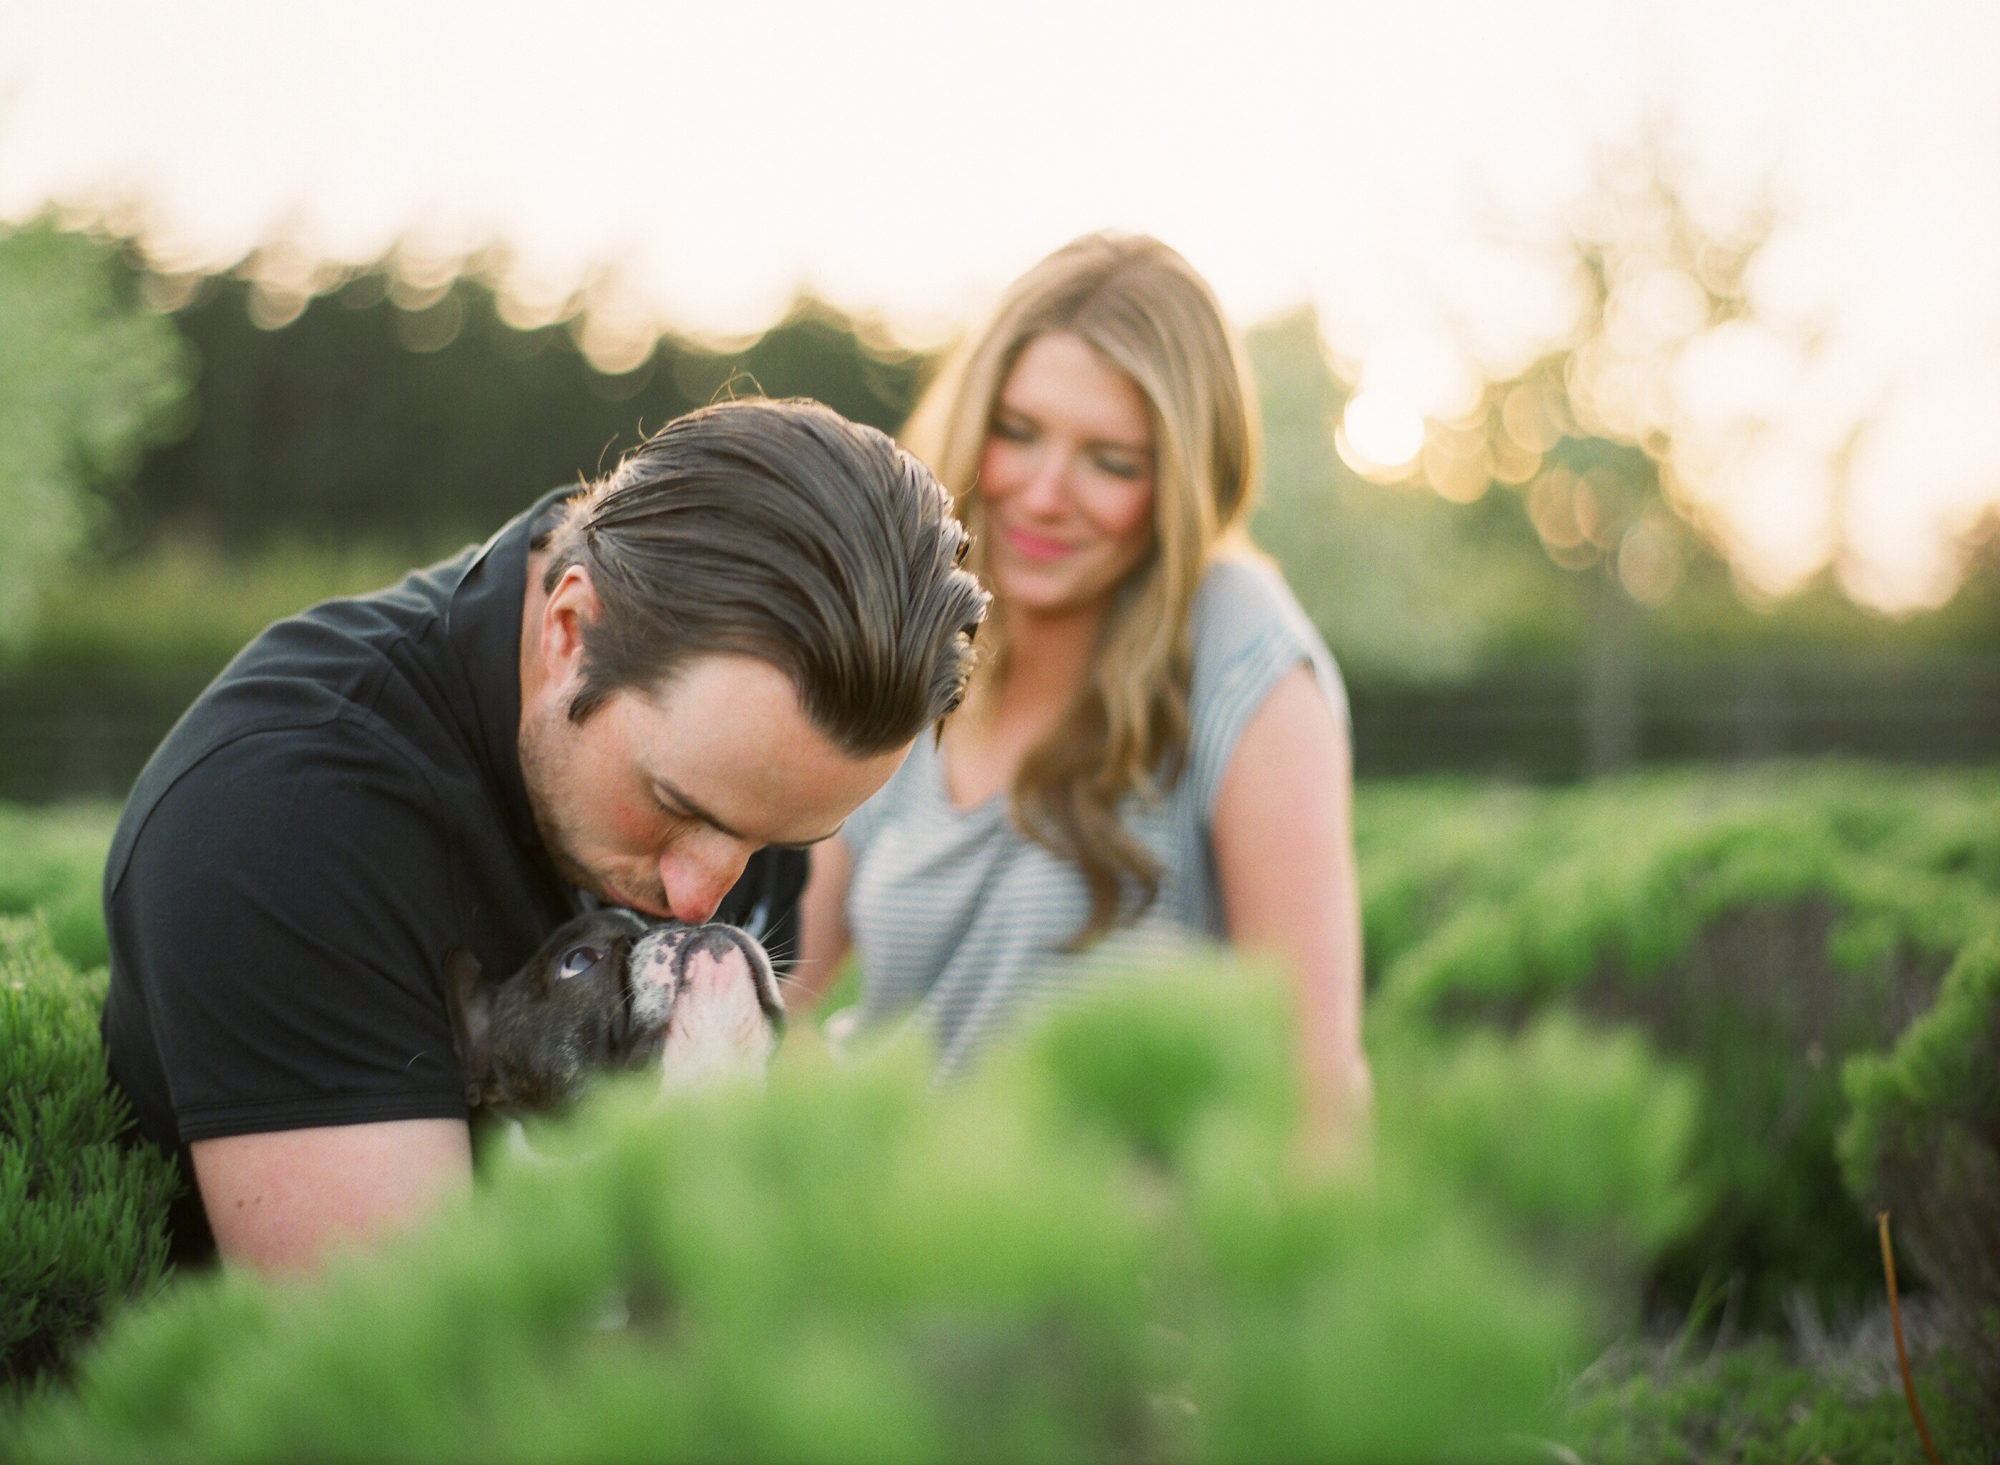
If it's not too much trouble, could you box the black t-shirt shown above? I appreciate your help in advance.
[100,489,806,1244]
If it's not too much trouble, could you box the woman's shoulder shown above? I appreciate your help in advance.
[1189,549,1334,679]
[1182,548,1349,783]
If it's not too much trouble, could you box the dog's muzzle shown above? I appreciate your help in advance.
[625,922,784,1091]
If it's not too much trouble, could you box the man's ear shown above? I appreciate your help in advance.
[443,946,494,1109]
[540,564,600,678]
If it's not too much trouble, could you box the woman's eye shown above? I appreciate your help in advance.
[557,945,607,980]
[1094,454,1144,479]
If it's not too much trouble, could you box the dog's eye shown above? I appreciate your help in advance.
[557,945,607,980]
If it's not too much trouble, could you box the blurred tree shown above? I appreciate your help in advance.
[1247,309,1565,683]
[118,261,927,552]
[1939,506,2000,634]
[1434,151,1773,770]
[0,220,191,649]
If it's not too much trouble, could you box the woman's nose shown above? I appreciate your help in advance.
[1016,450,1071,513]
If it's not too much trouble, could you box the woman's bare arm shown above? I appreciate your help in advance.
[789,836,855,1020]
[1210,663,1373,1166]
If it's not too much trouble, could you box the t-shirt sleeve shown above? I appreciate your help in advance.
[837,739,917,863]
[111,721,471,1143]
[1182,555,1351,821]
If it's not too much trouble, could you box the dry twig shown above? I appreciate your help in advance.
[1877,1211,1942,1465]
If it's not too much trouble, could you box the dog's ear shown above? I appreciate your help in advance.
[442,946,493,1109]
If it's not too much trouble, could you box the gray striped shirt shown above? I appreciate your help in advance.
[840,555,1348,1076]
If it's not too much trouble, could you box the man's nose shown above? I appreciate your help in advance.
[658,838,752,926]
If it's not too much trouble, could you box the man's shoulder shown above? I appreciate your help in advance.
[105,534,521,904]
[106,710,450,909]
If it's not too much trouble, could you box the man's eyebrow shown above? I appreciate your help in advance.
[653,778,845,848]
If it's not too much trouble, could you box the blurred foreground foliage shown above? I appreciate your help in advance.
[9,959,1679,1464]
[4,766,1997,1458]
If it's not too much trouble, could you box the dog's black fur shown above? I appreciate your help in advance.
[444,909,783,1116]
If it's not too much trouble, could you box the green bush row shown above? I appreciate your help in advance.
[4,765,1997,1444]
[0,803,120,971]
[9,961,1700,1463]
[1356,765,2000,1321]
[0,919,179,1399]
[26,538,423,674]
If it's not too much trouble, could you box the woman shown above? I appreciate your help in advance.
[794,233,1370,1152]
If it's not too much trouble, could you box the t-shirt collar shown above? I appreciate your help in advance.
[445,486,580,854]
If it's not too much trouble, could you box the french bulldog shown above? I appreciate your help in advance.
[443,908,785,1117]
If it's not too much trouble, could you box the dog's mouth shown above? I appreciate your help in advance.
[622,923,784,1089]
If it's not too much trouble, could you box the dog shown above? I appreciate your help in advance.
[443,908,784,1118]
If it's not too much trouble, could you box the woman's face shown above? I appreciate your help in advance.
[977,331,1157,620]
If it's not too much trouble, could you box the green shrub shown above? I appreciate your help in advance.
[0,803,120,971]
[0,918,179,1398]
[8,959,1700,1464]
[1840,935,2000,1424]
[1359,763,2000,1321]
[1374,1012,1703,1298]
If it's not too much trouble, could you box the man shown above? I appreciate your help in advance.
[101,399,987,1275]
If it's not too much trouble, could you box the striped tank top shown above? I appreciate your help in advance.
[838,554,1348,1077]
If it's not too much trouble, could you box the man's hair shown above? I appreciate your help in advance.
[540,399,988,756]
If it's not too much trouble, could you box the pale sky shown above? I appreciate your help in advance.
[3,0,1997,607]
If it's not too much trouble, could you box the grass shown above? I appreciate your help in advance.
[1560,1311,1988,1464]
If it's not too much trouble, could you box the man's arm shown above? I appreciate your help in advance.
[192,1119,473,1276]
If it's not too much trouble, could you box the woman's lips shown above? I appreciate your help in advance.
[1002,525,1073,562]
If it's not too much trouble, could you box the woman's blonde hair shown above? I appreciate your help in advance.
[902,232,1262,946]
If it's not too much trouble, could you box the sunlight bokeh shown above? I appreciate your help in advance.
[1337,391,1427,481]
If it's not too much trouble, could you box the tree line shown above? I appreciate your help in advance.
[114,266,930,552]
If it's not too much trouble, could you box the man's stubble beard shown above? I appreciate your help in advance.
[517,690,661,912]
